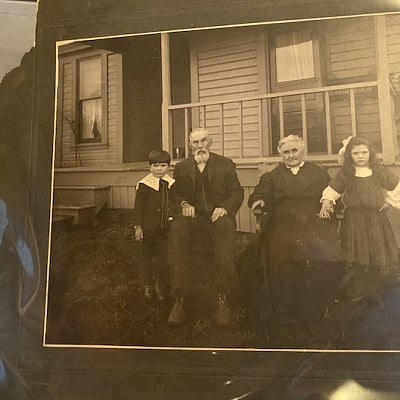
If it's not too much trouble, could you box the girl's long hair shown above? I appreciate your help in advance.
[342,136,380,182]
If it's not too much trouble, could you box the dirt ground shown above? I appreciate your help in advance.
[45,209,400,350]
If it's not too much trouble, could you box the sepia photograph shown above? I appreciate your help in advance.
[43,13,400,351]
[5,0,400,398]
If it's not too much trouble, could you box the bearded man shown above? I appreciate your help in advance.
[167,128,244,326]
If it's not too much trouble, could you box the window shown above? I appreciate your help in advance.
[275,31,315,83]
[268,25,326,154]
[78,57,102,142]
[269,26,321,92]
[59,47,109,148]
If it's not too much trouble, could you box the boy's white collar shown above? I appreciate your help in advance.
[136,173,175,190]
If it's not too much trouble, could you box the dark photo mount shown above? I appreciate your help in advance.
[45,14,400,352]
[3,0,400,398]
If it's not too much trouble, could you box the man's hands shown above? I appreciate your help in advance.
[211,207,227,222]
[181,202,228,222]
[182,201,196,218]
[251,199,265,211]
[134,226,143,241]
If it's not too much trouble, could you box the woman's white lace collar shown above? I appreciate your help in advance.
[285,161,305,175]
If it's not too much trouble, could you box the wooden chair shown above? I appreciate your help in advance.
[252,206,343,233]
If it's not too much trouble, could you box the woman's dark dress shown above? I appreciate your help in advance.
[248,162,344,323]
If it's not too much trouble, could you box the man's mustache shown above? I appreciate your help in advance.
[195,149,209,155]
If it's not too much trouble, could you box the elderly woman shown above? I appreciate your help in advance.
[248,135,343,324]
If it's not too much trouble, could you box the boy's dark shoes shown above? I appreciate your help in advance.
[215,293,233,326]
[154,279,166,301]
[168,297,186,324]
[144,284,154,300]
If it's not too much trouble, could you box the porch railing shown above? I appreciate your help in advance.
[166,80,382,162]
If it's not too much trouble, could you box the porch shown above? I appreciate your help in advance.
[160,16,400,164]
[166,80,398,162]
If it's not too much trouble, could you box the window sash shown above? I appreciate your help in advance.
[75,54,106,144]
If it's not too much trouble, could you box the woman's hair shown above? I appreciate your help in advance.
[148,149,171,165]
[277,134,305,154]
[341,136,379,181]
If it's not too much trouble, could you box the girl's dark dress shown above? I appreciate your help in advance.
[329,168,399,267]
[248,162,344,323]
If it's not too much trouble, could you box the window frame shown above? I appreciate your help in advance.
[76,55,104,144]
[61,49,109,149]
[268,23,322,93]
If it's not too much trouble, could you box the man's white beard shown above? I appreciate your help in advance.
[194,149,210,164]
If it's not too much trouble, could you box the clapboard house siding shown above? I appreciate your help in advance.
[60,62,73,165]
[193,32,261,158]
[324,17,377,82]
[324,17,381,150]
[386,14,400,74]
[386,14,400,150]
[59,52,121,167]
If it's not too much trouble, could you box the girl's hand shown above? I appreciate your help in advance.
[135,226,143,241]
[318,207,331,219]
[379,201,392,213]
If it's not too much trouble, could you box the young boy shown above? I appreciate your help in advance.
[132,150,175,301]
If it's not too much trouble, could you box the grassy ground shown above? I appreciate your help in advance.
[45,209,400,350]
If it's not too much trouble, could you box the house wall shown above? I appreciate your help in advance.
[189,17,390,158]
[384,14,400,74]
[58,51,121,167]
[324,17,377,82]
[386,13,400,143]
[317,16,382,152]
[191,29,263,159]
[54,165,259,230]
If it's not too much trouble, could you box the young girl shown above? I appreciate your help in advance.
[133,149,175,301]
[319,136,400,300]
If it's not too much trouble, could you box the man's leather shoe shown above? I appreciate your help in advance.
[144,284,153,300]
[215,294,233,326]
[168,297,185,324]
[154,279,165,302]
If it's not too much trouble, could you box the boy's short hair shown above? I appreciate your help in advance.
[148,149,171,165]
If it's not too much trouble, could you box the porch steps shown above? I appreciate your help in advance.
[52,214,74,224]
[52,185,110,225]
[53,185,110,215]
[53,204,96,225]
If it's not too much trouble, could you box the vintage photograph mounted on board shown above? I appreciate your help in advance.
[44,12,400,350]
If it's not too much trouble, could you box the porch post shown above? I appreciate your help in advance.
[376,15,398,163]
[161,33,172,153]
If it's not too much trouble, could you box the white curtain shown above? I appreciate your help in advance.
[80,99,101,139]
[275,31,315,83]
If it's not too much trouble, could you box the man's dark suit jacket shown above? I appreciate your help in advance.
[173,152,244,216]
